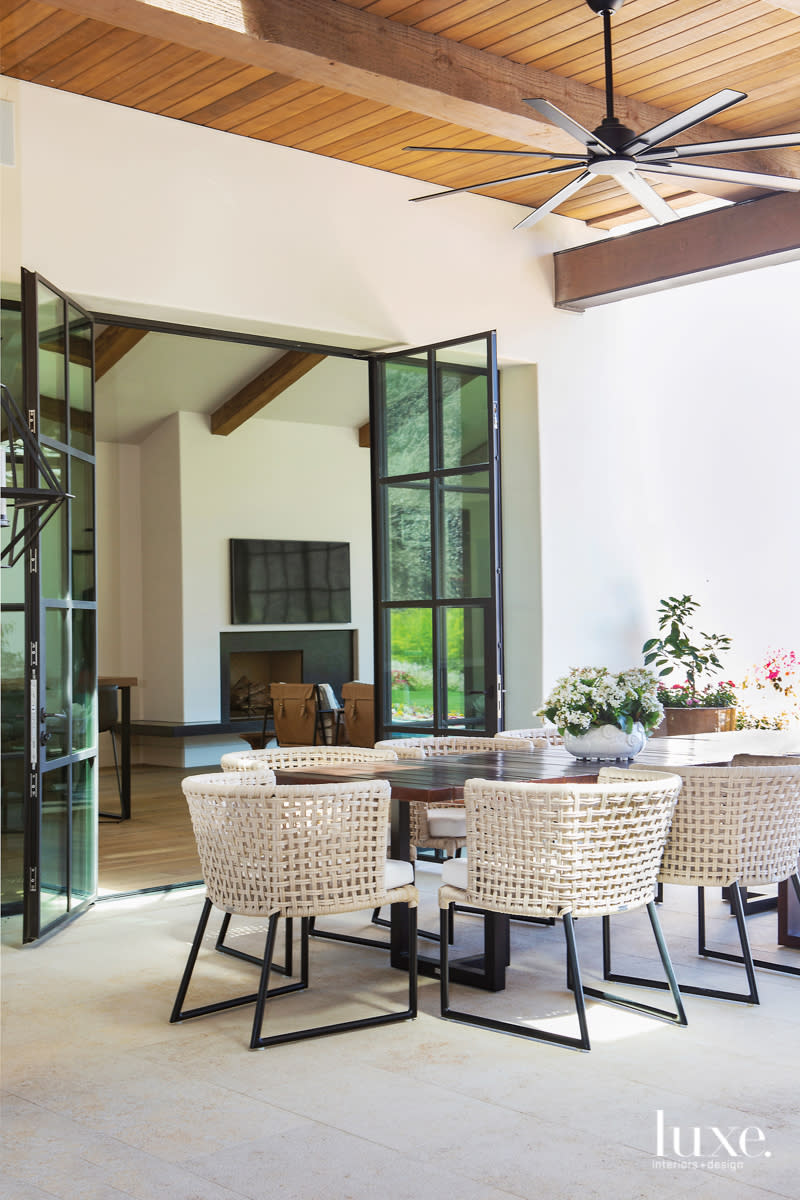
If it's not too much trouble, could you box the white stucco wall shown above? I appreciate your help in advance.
[4,74,800,737]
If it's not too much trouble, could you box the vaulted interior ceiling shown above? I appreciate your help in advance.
[3,0,800,230]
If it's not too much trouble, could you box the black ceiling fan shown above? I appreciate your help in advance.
[406,0,800,228]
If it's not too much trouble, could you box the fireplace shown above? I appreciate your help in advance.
[220,629,356,721]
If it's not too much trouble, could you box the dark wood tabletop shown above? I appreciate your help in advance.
[273,733,736,803]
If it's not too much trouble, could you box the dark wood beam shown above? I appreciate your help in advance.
[553,193,800,311]
[210,350,325,435]
[358,421,370,448]
[95,326,148,379]
[51,0,800,186]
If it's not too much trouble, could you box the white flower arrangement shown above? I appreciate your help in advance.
[537,666,664,738]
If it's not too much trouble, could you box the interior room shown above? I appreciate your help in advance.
[3,0,800,1194]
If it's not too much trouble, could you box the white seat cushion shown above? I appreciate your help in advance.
[440,857,468,890]
[385,858,415,888]
[426,808,467,837]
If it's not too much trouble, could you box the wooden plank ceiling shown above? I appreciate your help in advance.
[2,0,800,228]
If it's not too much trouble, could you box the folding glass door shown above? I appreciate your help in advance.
[370,332,503,740]
[0,270,97,942]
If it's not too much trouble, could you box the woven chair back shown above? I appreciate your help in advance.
[654,765,800,888]
[730,753,800,766]
[220,744,398,771]
[270,682,317,745]
[374,735,502,760]
[180,772,278,917]
[341,682,376,747]
[494,727,564,747]
[182,774,394,919]
[460,771,682,919]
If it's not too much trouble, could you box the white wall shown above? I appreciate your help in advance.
[5,75,800,730]
[177,409,373,721]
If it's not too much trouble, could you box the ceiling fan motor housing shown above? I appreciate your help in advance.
[585,0,625,13]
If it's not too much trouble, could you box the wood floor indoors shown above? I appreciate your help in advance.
[98,764,212,895]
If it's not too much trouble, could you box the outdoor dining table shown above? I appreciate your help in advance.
[273,734,738,992]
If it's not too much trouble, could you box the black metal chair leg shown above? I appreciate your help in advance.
[215,911,294,976]
[604,884,762,1004]
[251,910,417,1049]
[440,906,591,1050]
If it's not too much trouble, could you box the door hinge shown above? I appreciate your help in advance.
[497,674,503,720]
[28,866,38,892]
[29,547,38,573]
[28,410,36,435]
[30,641,38,668]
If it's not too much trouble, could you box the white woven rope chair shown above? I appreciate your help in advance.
[171,773,418,1048]
[494,727,564,748]
[603,765,800,1004]
[438,769,686,1051]
[373,736,503,860]
[222,744,402,949]
[221,745,399,771]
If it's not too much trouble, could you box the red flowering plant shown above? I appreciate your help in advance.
[656,680,737,709]
[737,648,800,730]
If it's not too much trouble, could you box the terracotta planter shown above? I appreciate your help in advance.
[652,706,737,737]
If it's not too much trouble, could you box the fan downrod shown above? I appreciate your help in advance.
[584,0,635,149]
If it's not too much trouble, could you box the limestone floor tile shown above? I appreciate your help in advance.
[5,1053,310,1164]
[1,1094,251,1200]
[4,878,800,1200]
[184,1123,521,1200]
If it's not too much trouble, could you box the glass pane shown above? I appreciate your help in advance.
[72,609,96,753]
[1,609,26,754]
[438,343,490,470]
[439,471,492,599]
[71,757,96,904]
[1,301,25,588]
[386,481,431,601]
[45,607,69,761]
[0,755,25,910]
[40,446,68,599]
[40,764,69,926]
[445,606,487,729]
[68,305,93,453]
[0,297,24,405]
[38,283,67,443]
[384,358,429,477]
[71,456,95,601]
[1,605,26,911]
[389,608,433,725]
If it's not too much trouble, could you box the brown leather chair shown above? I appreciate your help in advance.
[269,682,319,746]
[341,682,375,747]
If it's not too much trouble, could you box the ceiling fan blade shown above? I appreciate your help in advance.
[621,90,745,157]
[617,171,679,224]
[514,170,594,230]
[522,98,613,154]
[637,132,800,161]
[409,162,584,203]
[404,145,586,161]
[639,160,800,192]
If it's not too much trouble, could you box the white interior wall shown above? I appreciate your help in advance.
[177,408,373,720]
[4,76,800,728]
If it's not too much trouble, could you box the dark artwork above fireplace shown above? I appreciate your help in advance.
[220,629,356,721]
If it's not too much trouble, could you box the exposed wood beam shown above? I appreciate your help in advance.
[52,0,800,187]
[553,193,800,310]
[358,421,370,448]
[95,326,148,379]
[210,350,325,435]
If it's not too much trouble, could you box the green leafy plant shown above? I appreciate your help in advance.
[537,666,664,738]
[642,595,731,704]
